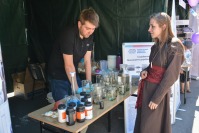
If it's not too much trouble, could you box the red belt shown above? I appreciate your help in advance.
[135,65,166,108]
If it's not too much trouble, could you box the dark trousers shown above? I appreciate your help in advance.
[48,76,82,102]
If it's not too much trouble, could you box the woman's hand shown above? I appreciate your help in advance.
[148,101,158,110]
[140,70,148,79]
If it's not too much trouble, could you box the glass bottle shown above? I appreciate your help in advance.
[65,72,80,107]
[118,76,125,95]
[116,52,122,70]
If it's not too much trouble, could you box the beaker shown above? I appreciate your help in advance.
[82,80,92,93]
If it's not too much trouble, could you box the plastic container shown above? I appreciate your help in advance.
[58,104,66,123]
[100,60,108,71]
[76,104,85,123]
[66,106,76,126]
[85,102,93,119]
[116,53,122,70]
[80,92,86,101]
[81,98,88,105]
[107,55,116,70]
[84,94,92,102]
[46,92,55,103]
[68,102,77,110]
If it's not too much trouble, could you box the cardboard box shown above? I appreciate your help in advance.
[12,64,46,99]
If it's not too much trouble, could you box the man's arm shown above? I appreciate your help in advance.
[84,51,92,81]
[63,54,79,90]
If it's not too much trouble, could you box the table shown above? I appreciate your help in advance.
[28,85,137,133]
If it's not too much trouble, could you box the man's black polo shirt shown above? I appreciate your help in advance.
[48,25,93,80]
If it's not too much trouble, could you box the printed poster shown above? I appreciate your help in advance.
[122,42,153,76]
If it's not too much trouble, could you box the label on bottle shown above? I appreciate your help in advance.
[77,111,85,119]
[62,112,66,119]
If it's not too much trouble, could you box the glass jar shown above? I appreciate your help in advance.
[118,76,125,95]
[82,80,92,93]
[92,84,102,104]
[107,86,116,101]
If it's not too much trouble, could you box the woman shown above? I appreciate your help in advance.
[134,12,184,133]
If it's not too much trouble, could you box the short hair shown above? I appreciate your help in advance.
[79,8,99,28]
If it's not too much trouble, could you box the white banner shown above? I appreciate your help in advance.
[0,44,12,133]
[0,100,12,133]
[122,42,180,133]
[190,44,199,77]
[123,42,153,133]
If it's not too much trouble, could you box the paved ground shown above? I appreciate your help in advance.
[8,79,199,133]
[172,80,199,133]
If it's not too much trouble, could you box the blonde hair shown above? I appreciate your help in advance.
[79,7,99,28]
[150,12,174,46]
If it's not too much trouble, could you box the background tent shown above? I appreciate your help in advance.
[0,0,189,93]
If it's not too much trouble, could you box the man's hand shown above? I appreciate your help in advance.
[140,70,148,79]
[76,87,82,94]
[148,101,158,110]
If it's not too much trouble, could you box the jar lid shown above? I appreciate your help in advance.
[58,104,66,110]
[77,104,84,107]
[67,106,74,112]
[85,101,92,106]
[76,104,85,111]
[80,92,86,96]
[81,98,88,102]
[68,102,76,107]
[84,94,91,98]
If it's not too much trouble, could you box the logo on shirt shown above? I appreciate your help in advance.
[87,44,90,47]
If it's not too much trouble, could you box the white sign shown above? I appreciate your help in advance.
[123,42,153,133]
[124,96,137,133]
[179,0,186,9]
[122,42,153,76]
[122,42,180,133]
[0,100,13,133]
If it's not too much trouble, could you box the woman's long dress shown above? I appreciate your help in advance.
[134,38,184,133]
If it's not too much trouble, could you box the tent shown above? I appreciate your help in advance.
[0,0,189,93]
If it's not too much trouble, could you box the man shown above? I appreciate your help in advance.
[48,8,99,102]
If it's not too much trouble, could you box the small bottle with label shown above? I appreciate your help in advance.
[85,101,93,119]
[66,106,76,126]
[58,104,66,123]
[116,52,122,70]
[81,98,88,105]
[76,104,85,123]
[80,92,86,101]
[118,76,125,95]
